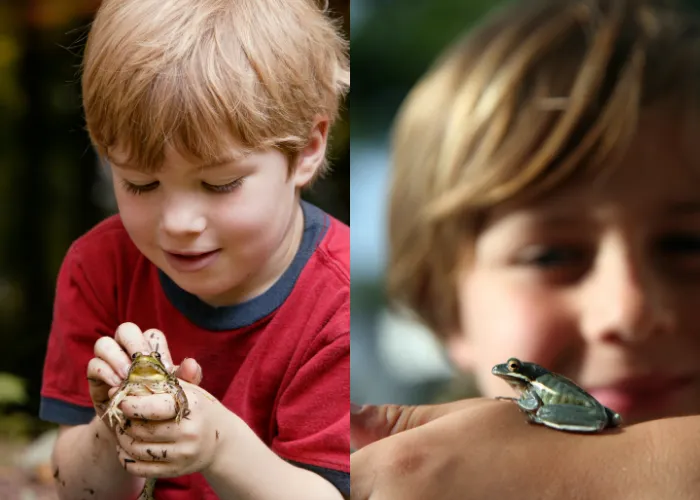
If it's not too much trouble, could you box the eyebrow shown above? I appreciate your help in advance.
[107,153,244,171]
[197,155,243,169]
[665,201,700,215]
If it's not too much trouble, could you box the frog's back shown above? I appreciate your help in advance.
[534,373,598,407]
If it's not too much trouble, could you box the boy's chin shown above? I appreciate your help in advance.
[613,395,700,425]
[168,275,243,307]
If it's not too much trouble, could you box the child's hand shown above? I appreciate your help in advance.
[113,380,226,478]
[350,398,608,500]
[86,322,202,429]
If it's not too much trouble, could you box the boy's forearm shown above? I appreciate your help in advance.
[551,415,700,500]
[601,416,700,500]
[203,409,344,500]
[53,417,144,500]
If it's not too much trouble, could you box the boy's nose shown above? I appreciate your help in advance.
[580,243,675,344]
[160,201,206,236]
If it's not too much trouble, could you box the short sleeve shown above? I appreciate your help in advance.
[272,328,350,495]
[40,241,119,425]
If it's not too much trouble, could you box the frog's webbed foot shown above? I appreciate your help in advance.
[103,405,125,429]
[495,396,519,402]
[103,391,129,428]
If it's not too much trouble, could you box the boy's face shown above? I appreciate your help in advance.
[448,108,700,425]
[108,124,326,307]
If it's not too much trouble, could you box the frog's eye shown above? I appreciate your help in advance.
[152,352,161,359]
[131,352,141,360]
[507,358,521,372]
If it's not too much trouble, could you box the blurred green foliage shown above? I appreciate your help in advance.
[0,373,27,406]
[351,0,497,139]
[0,373,37,439]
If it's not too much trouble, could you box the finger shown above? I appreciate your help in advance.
[350,398,487,450]
[114,322,152,359]
[173,358,202,386]
[120,394,180,421]
[117,445,177,478]
[118,418,180,443]
[143,329,174,372]
[87,357,123,387]
[94,336,132,379]
[87,358,123,406]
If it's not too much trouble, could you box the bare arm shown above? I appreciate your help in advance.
[350,399,700,500]
[201,405,344,500]
[576,415,700,500]
[53,420,144,500]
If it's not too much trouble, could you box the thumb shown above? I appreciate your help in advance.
[350,399,482,450]
[174,358,203,386]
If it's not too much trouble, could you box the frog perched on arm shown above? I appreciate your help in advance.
[492,358,622,432]
[350,0,700,497]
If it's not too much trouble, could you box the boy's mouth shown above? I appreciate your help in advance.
[164,249,221,272]
[587,374,696,419]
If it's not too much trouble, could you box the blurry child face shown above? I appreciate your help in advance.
[448,108,700,424]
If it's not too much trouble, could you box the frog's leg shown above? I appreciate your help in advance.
[103,386,130,428]
[533,404,610,433]
[137,478,157,500]
[604,407,624,427]
[496,389,541,419]
[173,386,189,424]
[515,389,541,412]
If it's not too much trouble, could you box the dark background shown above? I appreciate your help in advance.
[0,0,349,438]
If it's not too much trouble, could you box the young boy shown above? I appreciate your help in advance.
[351,0,700,497]
[39,1,350,499]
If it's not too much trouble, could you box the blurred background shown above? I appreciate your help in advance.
[0,1,348,497]
[350,0,502,408]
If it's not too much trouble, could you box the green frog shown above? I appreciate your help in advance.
[492,357,623,433]
[103,351,189,500]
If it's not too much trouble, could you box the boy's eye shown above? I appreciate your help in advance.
[202,178,244,194]
[121,179,159,195]
[514,244,589,284]
[657,234,700,255]
[516,245,587,268]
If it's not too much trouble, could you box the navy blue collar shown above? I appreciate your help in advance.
[159,201,328,331]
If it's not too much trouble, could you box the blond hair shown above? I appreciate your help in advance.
[388,0,700,338]
[82,0,349,175]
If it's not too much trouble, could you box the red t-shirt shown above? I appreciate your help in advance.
[40,201,350,498]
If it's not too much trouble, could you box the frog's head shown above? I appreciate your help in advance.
[127,351,169,382]
[491,358,550,390]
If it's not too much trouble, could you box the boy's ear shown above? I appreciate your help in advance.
[445,333,475,372]
[292,117,329,188]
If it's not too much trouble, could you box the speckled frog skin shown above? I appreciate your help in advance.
[103,351,189,500]
[492,357,622,433]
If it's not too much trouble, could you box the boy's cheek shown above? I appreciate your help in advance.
[455,274,577,396]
